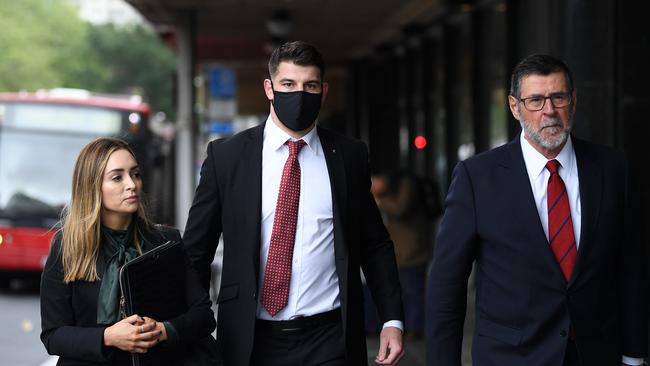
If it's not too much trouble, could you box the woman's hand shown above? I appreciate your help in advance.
[103,314,163,353]
[142,317,168,342]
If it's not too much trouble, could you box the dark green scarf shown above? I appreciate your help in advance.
[97,222,139,324]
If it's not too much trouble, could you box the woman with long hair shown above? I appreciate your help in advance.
[40,137,215,365]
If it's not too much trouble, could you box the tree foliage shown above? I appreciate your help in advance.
[0,0,176,115]
[84,24,176,117]
[0,0,86,91]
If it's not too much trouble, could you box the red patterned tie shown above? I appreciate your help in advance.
[261,139,306,316]
[546,159,577,281]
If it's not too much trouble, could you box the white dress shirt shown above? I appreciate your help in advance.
[520,133,643,366]
[520,133,581,246]
[257,117,340,320]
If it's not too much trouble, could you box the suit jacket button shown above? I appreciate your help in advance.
[560,330,567,337]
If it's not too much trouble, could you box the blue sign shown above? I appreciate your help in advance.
[210,67,237,98]
[207,121,234,134]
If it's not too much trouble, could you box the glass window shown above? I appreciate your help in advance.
[0,102,122,135]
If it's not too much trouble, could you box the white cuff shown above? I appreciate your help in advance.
[622,355,644,365]
[382,320,404,331]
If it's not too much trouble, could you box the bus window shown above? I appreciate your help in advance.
[0,91,161,278]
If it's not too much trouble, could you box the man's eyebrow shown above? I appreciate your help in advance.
[523,90,570,98]
[522,93,548,98]
[277,78,321,85]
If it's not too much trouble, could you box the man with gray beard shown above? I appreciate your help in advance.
[426,54,647,366]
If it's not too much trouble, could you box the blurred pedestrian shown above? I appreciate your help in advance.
[372,172,435,340]
[40,137,215,366]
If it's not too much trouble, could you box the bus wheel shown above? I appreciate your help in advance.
[0,275,10,290]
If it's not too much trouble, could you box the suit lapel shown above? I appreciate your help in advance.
[568,137,602,287]
[505,137,567,285]
[318,127,350,336]
[318,127,348,260]
[241,124,264,282]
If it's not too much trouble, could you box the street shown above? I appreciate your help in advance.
[0,279,55,366]
[0,275,473,366]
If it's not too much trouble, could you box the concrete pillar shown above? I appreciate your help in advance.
[175,12,195,230]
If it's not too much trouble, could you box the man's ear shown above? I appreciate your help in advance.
[321,82,329,103]
[264,79,274,101]
[508,95,520,120]
[570,88,577,115]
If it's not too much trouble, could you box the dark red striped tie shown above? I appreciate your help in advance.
[261,139,305,316]
[546,159,577,281]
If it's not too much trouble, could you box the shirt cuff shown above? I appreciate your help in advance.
[622,356,645,365]
[382,320,404,332]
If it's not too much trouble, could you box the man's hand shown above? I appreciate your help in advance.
[375,326,405,365]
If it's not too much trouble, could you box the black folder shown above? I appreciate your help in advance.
[119,240,186,366]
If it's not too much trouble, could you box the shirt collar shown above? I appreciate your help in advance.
[520,132,576,179]
[263,115,320,155]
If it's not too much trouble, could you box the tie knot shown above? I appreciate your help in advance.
[546,159,561,174]
[286,139,306,157]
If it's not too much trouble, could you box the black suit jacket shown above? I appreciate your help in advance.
[40,226,216,366]
[183,123,403,366]
[426,135,647,366]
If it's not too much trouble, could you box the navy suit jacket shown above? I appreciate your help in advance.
[427,135,647,366]
[183,123,403,366]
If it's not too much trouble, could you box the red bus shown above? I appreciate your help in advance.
[0,89,169,286]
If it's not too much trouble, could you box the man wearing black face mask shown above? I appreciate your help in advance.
[183,41,405,366]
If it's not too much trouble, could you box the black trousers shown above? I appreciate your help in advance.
[250,312,346,366]
[563,340,581,366]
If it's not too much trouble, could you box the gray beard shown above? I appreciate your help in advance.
[520,117,572,151]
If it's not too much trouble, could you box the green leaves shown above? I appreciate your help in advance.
[0,0,84,91]
[0,0,176,115]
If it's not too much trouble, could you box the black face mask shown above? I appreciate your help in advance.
[272,89,322,132]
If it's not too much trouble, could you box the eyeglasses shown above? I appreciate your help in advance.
[518,92,572,111]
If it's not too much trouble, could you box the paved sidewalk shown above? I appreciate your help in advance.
[366,289,475,366]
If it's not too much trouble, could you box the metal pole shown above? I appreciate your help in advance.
[175,11,195,231]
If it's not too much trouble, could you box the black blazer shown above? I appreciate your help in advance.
[183,124,404,366]
[426,135,647,366]
[40,225,216,366]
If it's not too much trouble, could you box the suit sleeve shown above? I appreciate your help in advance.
[426,161,478,366]
[166,241,217,345]
[620,156,648,357]
[357,144,404,324]
[40,236,111,362]
[183,141,224,291]
[154,228,216,346]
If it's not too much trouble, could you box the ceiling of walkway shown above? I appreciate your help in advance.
[126,0,444,64]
